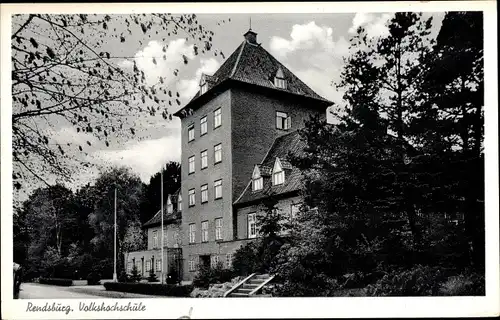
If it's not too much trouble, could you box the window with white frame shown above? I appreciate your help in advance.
[201,150,208,169]
[274,77,286,89]
[272,158,285,185]
[188,124,195,142]
[189,223,196,243]
[162,226,167,246]
[215,218,223,240]
[188,189,195,207]
[135,260,142,274]
[211,255,220,268]
[226,253,233,268]
[252,165,263,191]
[276,111,291,130]
[214,179,222,199]
[188,259,196,272]
[200,116,207,135]
[146,260,151,272]
[248,213,257,238]
[201,221,209,242]
[127,262,133,273]
[291,203,301,220]
[178,194,182,211]
[167,196,173,214]
[200,75,208,95]
[201,184,208,203]
[214,144,222,164]
[188,156,195,174]
[214,108,222,128]
[155,259,161,272]
[153,230,158,248]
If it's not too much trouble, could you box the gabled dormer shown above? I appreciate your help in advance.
[274,67,287,89]
[252,165,263,191]
[200,73,209,95]
[166,195,173,214]
[272,158,285,186]
[177,194,182,212]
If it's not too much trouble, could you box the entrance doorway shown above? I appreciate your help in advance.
[199,255,211,269]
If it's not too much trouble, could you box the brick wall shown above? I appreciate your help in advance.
[146,223,182,250]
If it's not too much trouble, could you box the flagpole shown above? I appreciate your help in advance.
[161,167,164,284]
[113,187,117,282]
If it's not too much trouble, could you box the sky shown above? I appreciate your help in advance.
[25,12,445,192]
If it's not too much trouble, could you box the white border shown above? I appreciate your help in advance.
[1,1,498,319]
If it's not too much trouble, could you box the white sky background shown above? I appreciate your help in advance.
[25,12,445,192]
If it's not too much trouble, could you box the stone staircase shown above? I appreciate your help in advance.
[224,273,274,297]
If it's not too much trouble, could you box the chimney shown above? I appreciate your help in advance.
[244,29,257,44]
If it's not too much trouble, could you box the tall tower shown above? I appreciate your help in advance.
[174,29,332,280]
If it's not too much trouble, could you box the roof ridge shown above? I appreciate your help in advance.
[229,40,246,78]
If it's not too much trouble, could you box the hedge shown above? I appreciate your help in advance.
[103,282,193,297]
[39,278,73,286]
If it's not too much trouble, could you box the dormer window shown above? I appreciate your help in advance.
[272,158,285,186]
[252,165,263,191]
[200,74,208,94]
[178,194,182,212]
[167,195,173,214]
[274,67,287,89]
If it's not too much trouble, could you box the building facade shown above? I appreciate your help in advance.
[174,29,332,281]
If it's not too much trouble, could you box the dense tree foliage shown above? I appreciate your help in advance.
[269,12,484,296]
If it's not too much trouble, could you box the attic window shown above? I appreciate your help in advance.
[252,165,263,191]
[167,196,173,214]
[272,158,285,186]
[274,67,287,89]
[178,194,182,211]
[200,74,208,94]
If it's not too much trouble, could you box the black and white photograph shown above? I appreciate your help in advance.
[1,1,498,319]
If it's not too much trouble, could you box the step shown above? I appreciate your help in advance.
[241,284,259,289]
[229,293,249,297]
[248,279,266,285]
[234,288,253,293]
[254,274,270,279]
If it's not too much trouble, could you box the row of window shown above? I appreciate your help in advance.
[188,180,223,206]
[188,108,222,142]
[188,218,224,244]
[127,256,180,274]
[188,253,233,272]
[151,229,179,249]
[247,203,302,238]
[188,144,222,174]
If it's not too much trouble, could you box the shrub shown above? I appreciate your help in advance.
[39,277,73,286]
[439,273,485,296]
[118,271,131,283]
[166,270,179,284]
[147,270,158,283]
[193,262,234,289]
[86,272,101,285]
[231,242,259,276]
[129,264,142,282]
[103,282,193,297]
[366,265,447,296]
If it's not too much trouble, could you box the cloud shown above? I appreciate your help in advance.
[348,13,392,38]
[50,126,100,147]
[270,21,347,59]
[93,133,181,182]
[176,57,221,100]
[119,39,196,86]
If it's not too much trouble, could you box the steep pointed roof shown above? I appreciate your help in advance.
[174,30,332,117]
[142,188,182,228]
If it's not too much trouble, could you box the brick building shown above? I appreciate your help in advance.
[173,29,332,281]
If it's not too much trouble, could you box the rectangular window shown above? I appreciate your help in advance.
[214,108,222,128]
[200,116,207,135]
[215,218,223,240]
[178,196,182,211]
[214,144,222,164]
[214,179,222,199]
[136,260,142,274]
[226,253,232,268]
[201,221,209,242]
[155,259,161,272]
[162,226,167,246]
[188,124,195,142]
[201,184,208,203]
[248,213,257,238]
[188,259,196,272]
[153,230,158,248]
[291,203,301,220]
[273,171,285,185]
[252,177,263,191]
[188,189,195,207]
[127,262,133,273]
[188,156,195,174]
[201,150,208,169]
[189,224,196,243]
[146,260,151,272]
[276,111,291,130]
[211,255,220,268]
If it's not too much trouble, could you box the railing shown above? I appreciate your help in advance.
[223,273,256,297]
[249,275,275,296]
